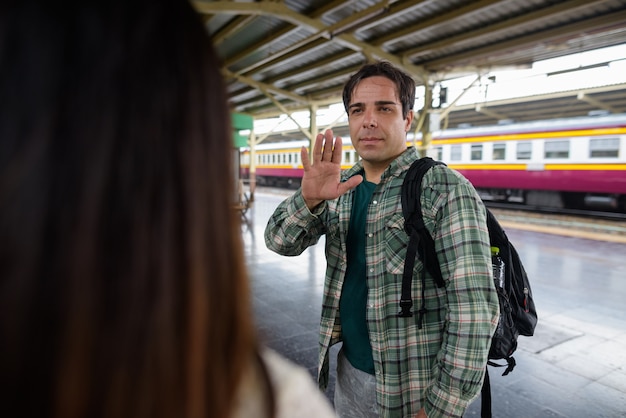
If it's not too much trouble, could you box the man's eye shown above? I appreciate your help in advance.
[351,108,362,115]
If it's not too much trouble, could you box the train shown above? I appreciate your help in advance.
[239,114,626,212]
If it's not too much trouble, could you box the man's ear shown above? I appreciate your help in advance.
[404,110,414,132]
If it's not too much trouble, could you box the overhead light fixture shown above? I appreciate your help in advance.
[547,62,609,76]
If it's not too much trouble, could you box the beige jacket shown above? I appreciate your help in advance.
[234,349,337,418]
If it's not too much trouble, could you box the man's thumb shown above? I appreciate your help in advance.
[338,175,363,195]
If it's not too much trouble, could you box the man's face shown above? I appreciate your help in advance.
[347,76,413,171]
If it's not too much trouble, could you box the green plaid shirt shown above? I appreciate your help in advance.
[265,147,499,418]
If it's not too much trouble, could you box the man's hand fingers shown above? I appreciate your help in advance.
[301,146,311,171]
[321,129,334,160]
[312,132,324,161]
[337,174,363,195]
[331,135,343,163]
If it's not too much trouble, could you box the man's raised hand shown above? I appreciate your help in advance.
[300,129,363,210]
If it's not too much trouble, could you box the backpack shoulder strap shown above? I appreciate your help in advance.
[398,157,446,324]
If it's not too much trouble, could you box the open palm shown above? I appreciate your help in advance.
[300,129,362,209]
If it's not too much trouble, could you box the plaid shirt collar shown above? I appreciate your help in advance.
[341,146,419,182]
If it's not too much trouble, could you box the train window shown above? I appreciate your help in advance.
[589,137,619,158]
[434,147,443,161]
[493,143,506,160]
[471,144,482,160]
[544,140,569,159]
[344,151,351,164]
[450,145,462,161]
[516,142,532,160]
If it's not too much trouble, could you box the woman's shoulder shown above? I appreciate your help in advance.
[233,348,336,418]
[261,348,337,418]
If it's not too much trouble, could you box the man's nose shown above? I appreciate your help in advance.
[362,109,377,128]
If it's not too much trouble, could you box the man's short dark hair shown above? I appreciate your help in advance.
[342,61,416,119]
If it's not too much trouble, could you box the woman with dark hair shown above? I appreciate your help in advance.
[0,1,336,417]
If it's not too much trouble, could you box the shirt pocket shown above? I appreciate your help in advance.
[384,213,410,275]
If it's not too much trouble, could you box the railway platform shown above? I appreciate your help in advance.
[243,191,626,418]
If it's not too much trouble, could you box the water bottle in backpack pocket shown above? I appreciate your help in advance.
[489,247,518,365]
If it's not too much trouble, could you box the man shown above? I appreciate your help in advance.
[264,61,499,418]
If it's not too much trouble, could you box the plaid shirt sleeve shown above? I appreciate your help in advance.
[419,165,500,417]
[264,189,328,256]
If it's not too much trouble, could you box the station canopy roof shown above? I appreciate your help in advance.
[194,0,626,138]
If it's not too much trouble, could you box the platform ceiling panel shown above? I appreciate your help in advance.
[194,0,626,122]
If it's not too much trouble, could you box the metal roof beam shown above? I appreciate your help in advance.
[577,92,621,114]
[264,97,314,141]
[450,83,626,112]
[439,75,482,120]
[325,0,398,38]
[262,50,357,86]
[245,38,329,77]
[402,0,604,59]
[373,0,501,47]
[247,96,346,120]
[474,105,509,121]
[227,55,356,111]
[211,14,256,45]
[421,8,626,70]
[192,0,427,79]
[220,0,346,72]
[400,0,611,61]
[339,0,429,35]
[222,68,308,104]
[221,24,294,69]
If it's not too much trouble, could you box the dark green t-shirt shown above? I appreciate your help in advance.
[340,177,376,374]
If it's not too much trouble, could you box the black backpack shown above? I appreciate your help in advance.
[398,157,538,418]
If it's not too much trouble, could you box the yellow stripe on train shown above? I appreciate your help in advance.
[419,127,626,145]
[449,164,626,171]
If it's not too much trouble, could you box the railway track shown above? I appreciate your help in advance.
[484,202,626,221]
[485,205,626,241]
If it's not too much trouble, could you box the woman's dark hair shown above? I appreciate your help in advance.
[0,1,260,417]
[342,61,416,119]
